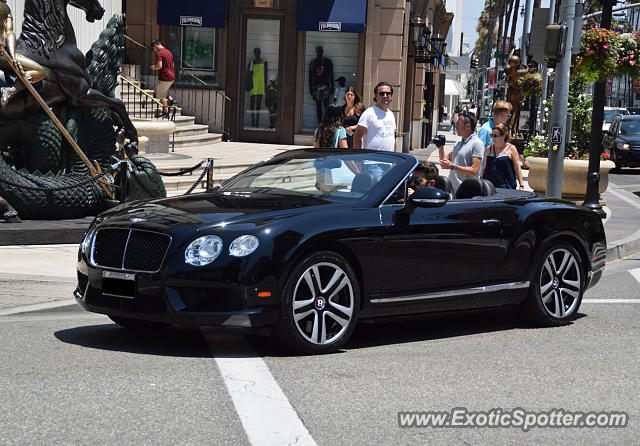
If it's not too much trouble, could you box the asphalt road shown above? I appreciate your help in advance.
[1,252,639,445]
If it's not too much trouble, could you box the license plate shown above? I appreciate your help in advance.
[103,271,135,281]
[102,271,136,298]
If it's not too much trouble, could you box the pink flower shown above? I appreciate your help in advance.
[631,61,636,66]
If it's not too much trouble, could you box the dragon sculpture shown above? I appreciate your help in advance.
[0,3,165,221]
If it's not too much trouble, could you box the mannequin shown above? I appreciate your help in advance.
[247,47,268,128]
[309,46,334,123]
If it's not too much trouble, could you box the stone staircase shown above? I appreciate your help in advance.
[118,80,223,149]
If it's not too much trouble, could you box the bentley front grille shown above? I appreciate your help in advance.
[91,228,171,273]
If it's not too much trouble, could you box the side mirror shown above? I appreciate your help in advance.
[409,186,448,208]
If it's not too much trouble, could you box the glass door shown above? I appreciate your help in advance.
[241,18,282,139]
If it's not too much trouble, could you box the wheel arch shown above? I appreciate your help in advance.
[531,230,591,283]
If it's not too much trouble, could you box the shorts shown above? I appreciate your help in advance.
[156,80,173,99]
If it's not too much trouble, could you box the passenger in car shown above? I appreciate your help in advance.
[407,161,439,197]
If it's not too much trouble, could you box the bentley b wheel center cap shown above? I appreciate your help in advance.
[315,297,326,310]
[552,278,559,289]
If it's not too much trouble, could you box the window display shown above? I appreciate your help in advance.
[302,32,358,131]
[167,26,219,86]
[244,19,280,131]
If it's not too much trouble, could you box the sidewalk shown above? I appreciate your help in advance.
[1,136,639,311]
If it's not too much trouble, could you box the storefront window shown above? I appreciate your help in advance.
[302,32,359,131]
[244,19,280,131]
[167,26,219,86]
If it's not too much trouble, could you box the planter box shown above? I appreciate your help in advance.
[526,157,616,199]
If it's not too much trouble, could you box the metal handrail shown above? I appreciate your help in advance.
[119,75,179,111]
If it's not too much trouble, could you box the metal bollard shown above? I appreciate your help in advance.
[206,158,214,191]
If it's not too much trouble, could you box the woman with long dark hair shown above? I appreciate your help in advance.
[481,124,524,189]
[313,103,348,148]
[341,87,365,148]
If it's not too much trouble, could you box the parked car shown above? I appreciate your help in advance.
[603,107,629,132]
[602,114,640,169]
[75,149,607,354]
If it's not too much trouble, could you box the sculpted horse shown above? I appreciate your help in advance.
[0,12,165,221]
[3,0,138,148]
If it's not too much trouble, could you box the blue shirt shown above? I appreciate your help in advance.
[477,118,494,149]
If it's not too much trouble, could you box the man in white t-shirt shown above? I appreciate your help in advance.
[353,81,396,152]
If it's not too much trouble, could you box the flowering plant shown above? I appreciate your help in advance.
[616,33,640,79]
[517,72,542,98]
[575,28,620,82]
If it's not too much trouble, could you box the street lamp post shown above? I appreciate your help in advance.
[582,0,614,218]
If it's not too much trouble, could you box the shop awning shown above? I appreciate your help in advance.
[297,0,367,33]
[157,0,226,28]
[444,79,465,97]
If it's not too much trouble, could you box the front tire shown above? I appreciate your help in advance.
[523,242,584,326]
[108,315,172,330]
[275,251,360,354]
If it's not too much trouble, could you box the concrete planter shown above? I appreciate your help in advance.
[526,156,616,199]
[132,119,176,154]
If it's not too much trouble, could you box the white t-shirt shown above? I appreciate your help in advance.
[357,105,396,152]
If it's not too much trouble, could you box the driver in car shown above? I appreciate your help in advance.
[407,161,439,197]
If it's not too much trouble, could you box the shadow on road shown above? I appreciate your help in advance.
[53,309,587,358]
[54,323,212,357]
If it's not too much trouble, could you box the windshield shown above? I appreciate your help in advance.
[220,152,401,200]
[619,120,640,136]
[605,109,629,123]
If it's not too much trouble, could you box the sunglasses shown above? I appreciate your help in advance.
[491,133,504,138]
[410,177,424,186]
[377,91,392,96]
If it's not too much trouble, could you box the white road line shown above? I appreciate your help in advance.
[0,299,78,316]
[582,299,640,304]
[201,329,317,446]
[629,268,640,284]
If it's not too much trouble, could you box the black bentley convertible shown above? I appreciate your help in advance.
[75,149,606,354]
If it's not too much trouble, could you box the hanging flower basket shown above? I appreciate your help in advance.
[615,33,640,79]
[575,28,620,82]
[517,72,542,98]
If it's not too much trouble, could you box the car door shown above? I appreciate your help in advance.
[378,199,508,300]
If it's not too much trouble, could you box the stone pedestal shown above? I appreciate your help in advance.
[132,119,176,154]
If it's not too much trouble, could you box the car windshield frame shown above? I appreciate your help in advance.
[619,119,640,136]
[218,149,409,203]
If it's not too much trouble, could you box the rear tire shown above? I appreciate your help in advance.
[108,315,172,330]
[522,242,584,326]
[274,251,360,354]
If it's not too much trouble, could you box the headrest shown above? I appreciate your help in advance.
[455,178,496,199]
[434,175,454,197]
[351,173,376,194]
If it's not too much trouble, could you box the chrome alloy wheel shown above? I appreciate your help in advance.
[291,262,355,345]
[539,248,582,318]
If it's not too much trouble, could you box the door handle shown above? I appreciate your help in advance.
[482,218,500,225]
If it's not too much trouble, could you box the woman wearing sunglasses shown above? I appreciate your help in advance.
[481,124,524,189]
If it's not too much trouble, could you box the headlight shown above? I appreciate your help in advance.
[81,226,96,254]
[229,235,259,257]
[185,235,223,266]
[618,143,630,150]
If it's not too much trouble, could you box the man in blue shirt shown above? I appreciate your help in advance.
[477,100,513,148]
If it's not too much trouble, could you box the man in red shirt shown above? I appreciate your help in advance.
[150,39,175,117]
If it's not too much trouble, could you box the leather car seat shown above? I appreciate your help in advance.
[455,178,496,199]
[434,175,454,199]
[351,173,376,194]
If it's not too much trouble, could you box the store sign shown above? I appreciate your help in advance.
[319,22,341,32]
[180,16,203,26]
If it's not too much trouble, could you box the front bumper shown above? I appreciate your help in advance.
[614,148,640,166]
[75,261,280,330]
